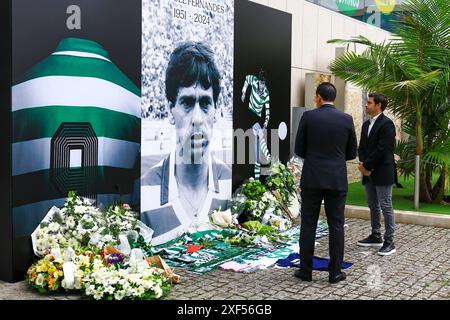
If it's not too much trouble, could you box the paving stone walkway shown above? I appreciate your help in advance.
[0,218,448,300]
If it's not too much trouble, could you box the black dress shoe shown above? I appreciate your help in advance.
[294,269,312,281]
[329,272,346,284]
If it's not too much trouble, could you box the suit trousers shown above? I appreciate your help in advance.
[300,188,347,276]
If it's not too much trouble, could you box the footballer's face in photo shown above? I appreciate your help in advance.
[170,82,216,164]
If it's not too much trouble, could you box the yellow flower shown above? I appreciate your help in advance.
[36,265,48,273]
[48,265,57,275]
[75,270,84,278]
[79,255,90,267]
[27,267,36,276]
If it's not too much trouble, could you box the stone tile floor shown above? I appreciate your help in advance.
[0,218,448,300]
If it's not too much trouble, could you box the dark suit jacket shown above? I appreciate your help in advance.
[295,104,357,192]
[358,113,396,186]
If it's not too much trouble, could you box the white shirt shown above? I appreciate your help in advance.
[140,149,232,245]
[368,113,382,137]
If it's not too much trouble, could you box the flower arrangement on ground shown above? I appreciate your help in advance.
[27,192,176,300]
[241,180,279,221]
[27,253,65,294]
[27,246,173,300]
[231,177,292,229]
[223,220,290,247]
[266,160,301,220]
[83,262,171,300]
[211,160,302,243]
[33,192,141,256]
[266,161,298,205]
[27,246,101,293]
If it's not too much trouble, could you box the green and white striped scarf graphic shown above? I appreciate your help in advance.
[12,38,141,237]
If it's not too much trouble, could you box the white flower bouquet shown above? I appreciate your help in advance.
[246,191,280,221]
[31,192,152,257]
[261,209,292,231]
[27,246,172,300]
[83,249,171,300]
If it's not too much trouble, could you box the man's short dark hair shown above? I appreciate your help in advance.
[368,93,388,111]
[316,82,336,102]
[165,41,221,107]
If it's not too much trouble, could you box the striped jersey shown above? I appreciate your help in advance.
[140,150,231,246]
[12,37,141,238]
[244,75,270,127]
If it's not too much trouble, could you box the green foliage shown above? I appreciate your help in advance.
[52,211,64,225]
[242,220,275,235]
[225,234,257,247]
[242,180,268,201]
[241,181,271,219]
[68,190,77,198]
[200,238,215,249]
[265,161,298,206]
[396,139,416,179]
[131,235,153,257]
[240,220,289,244]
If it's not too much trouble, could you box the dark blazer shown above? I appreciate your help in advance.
[295,104,357,192]
[358,113,396,186]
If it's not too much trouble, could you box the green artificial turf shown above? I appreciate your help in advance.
[347,176,450,215]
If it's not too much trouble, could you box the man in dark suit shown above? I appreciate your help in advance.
[294,82,357,284]
[357,93,396,256]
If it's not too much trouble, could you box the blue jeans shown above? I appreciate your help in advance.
[364,180,395,242]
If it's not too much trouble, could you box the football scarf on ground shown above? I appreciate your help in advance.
[152,221,329,274]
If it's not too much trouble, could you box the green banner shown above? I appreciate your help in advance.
[336,0,361,15]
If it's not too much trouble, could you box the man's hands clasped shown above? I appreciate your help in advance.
[358,162,373,176]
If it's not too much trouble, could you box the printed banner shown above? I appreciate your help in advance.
[11,0,142,278]
[233,1,292,190]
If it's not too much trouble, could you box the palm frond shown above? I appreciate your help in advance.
[423,141,450,168]
[395,139,417,179]
[381,70,442,95]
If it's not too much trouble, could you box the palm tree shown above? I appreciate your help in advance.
[327,0,450,205]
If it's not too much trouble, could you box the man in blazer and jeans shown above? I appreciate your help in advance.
[357,93,397,256]
[295,82,357,284]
